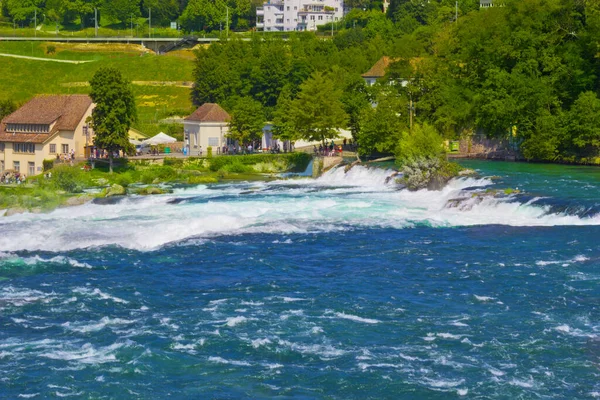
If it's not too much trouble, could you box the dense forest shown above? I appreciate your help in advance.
[190,0,600,163]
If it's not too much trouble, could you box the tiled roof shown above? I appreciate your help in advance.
[0,95,92,144]
[185,103,231,122]
[361,56,393,78]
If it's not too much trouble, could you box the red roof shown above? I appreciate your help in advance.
[185,103,231,122]
[361,56,393,79]
[0,95,93,144]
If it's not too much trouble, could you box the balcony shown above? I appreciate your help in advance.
[256,7,264,15]
[256,22,265,28]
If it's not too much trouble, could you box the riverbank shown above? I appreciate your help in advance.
[0,153,312,216]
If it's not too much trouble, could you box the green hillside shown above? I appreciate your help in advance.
[0,41,196,136]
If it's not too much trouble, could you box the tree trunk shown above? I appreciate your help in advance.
[109,153,113,174]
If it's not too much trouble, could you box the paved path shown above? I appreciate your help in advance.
[0,53,94,64]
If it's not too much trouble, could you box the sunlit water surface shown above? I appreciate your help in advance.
[1,160,599,398]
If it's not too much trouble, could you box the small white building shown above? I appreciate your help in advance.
[256,0,345,32]
[183,103,231,156]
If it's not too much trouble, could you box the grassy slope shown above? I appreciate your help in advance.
[0,41,195,136]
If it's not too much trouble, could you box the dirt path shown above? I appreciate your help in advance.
[0,53,94,64]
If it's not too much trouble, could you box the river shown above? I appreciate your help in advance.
[0,160,599,398]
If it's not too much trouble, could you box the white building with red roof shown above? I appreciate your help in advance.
[183,103,231,156]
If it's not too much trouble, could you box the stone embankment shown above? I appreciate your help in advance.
[312,156,343,177]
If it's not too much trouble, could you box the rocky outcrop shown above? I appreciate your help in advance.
[105,184,126,197]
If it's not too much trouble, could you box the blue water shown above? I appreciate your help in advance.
[1,161,599,398]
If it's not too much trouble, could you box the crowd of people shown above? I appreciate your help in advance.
[0,171,26,184]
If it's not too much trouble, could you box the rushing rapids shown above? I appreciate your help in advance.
[0,160,599,398]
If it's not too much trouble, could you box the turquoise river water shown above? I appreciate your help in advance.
[0,160,599,399]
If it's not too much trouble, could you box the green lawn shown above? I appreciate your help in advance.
[0,41,196,136]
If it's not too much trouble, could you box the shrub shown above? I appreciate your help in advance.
[207,146,213,158]
[46,45,56,54]
[187,175,218,184]
[51,165,84,193]
[163,157,184,167]
[43,159,54,171]
[395,123,445,167]
[115,172,134,187]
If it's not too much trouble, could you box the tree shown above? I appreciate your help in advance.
[89,67,136,173]
[272,86,298,142]
[227,97,265,146]
[395,123,445,165]
[356,92,405,156]
[142,0,180,26]
[288,71,348,147]
[0,100,17,121]
[180,0,227,32]
[103,0,140,25]
[4,0,44,24]
[567,91,600,156]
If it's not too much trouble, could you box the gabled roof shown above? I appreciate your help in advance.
[185,103,231,123]
[361,56,394,79]
[0,95,93,144]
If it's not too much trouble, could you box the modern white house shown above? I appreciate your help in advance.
[256,0,345,32]
[183,103,231,156]
[0,95,94,175]
[480,0,494,8]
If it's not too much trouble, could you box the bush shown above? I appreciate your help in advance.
[46,45,56,54]
[207,146,213,158]
[51,165,84,193]
[395,123,445,167]
[115,172,134,187]
[163,157,184,167]
[43,159,54,171]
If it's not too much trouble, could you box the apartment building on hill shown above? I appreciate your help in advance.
[257,0,345,32]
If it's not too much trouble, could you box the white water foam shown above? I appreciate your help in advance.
[1,166,598,252]
[334,312,381,324]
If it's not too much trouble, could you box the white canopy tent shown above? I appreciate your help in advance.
[129,139,143,146]
[143,132,177,146]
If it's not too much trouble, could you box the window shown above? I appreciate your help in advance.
[49,144,56,154]
[28,162,35,176]
[294,6,297,10]
[310,15,315,20]
[13,161,20,172]
[287,6,290,10]
[0,143,4,152]
[0,160,4,172]
[62,144,69,154]
[318,15,323,20]
[208,137,219,146]
[13,143,35,153]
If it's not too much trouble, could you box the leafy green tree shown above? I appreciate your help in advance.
[227,97,265,146]
[567,91,600,156]
[288,71,348,147]
[142,0,180,26]
[180,0,227,32]
[272,86,298,142]
[356,92,405,156]
[103,0,140,25]
[0,99,17,121]
[4,0,44,24]
[89,67,136,173]
[395,123,445,165]
[521,111,564,161]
